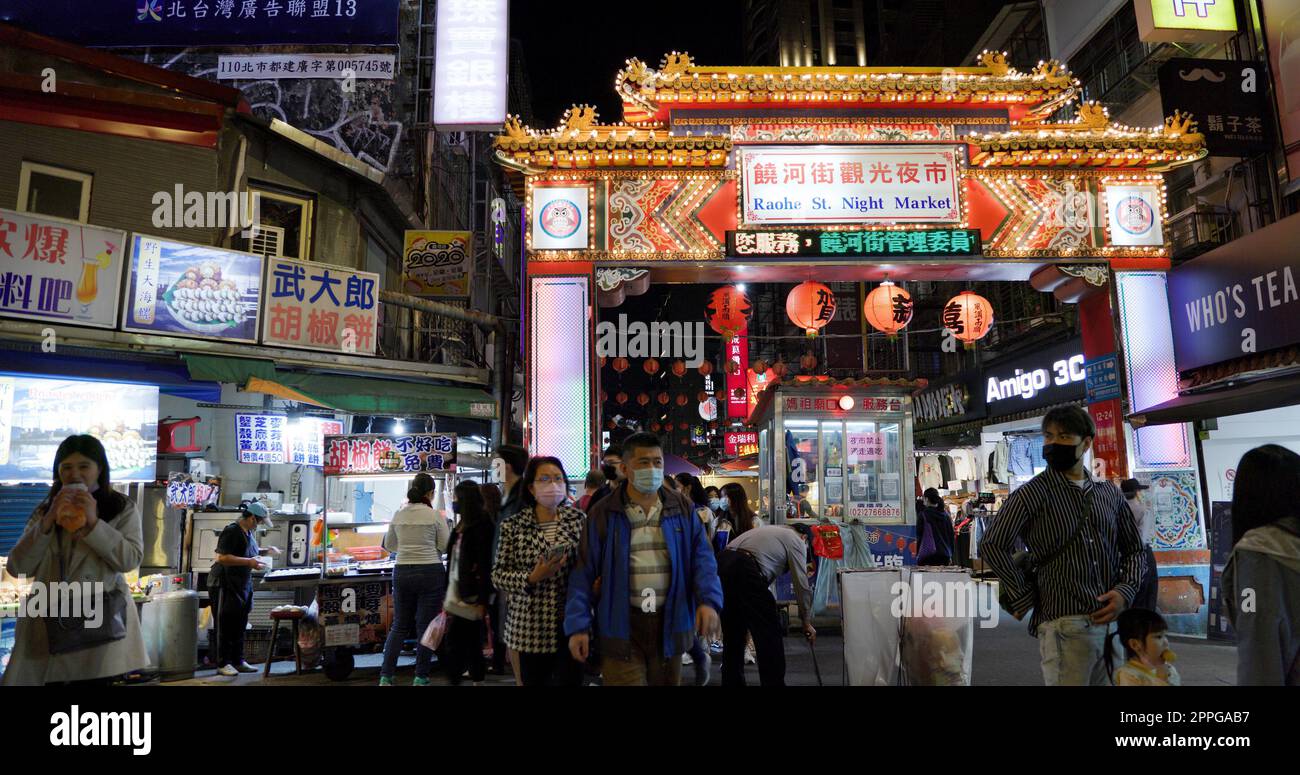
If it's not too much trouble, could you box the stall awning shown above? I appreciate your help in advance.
[718,456,757,472]
[0,346,220,401]
[1129,372,1300,428]
[663,453,701,477]
[183,354,498,419]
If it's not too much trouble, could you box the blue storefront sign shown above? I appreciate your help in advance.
[1084,354,1122,403]
[0,1,401,47]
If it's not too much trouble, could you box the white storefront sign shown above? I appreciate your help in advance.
[216,54,396,80]
[739,145,962,225]
[433,0,508,130]
[531,187,589,250]
[1106,185,1164,247]
[986,354,1086,405]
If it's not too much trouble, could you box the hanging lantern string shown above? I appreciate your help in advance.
[605,313,1067,346]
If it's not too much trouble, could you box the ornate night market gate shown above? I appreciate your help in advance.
[494,51,1206,522]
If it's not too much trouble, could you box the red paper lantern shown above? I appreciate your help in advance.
[637,393,650,406]
[671,360,687,378]
[600,356,607,369]
[612,357,630,373]
[943,291,994,347]
[771,359,788,379]
[697,391,709,402]
[657,391,670,405]
[786,281,837,336]
[895,536,906,551]
[751,358,767,375]
[698,361,713,376]
[616,391,629,405]
[800,350,818,371]
[680,437,690,446]
[725,359,741,375]
[709,421,718,430]
[675,394,688,407]
[716,390,728,402]
[650,421,662,432]
[678,422,689,431]
[705,285,753,338]
[908,541,918,556]
[600,390,608,403]
[864,281,913,337]
[644,357,660,375]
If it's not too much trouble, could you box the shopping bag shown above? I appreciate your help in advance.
[420,611,448,652]
[811,524,844,560]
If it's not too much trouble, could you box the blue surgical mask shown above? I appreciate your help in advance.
[709,498,725,511]
[631,467,664,494]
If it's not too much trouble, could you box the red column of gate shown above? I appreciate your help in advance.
[1078,290,1129,481]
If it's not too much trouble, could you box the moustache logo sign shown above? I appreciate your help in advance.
[1178,67,1226,82]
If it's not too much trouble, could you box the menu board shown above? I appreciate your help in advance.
[318,580,388,646]
[324,433,457,476]
[122,234,263,343]
[0,375,158,482]
[236,413,288,465]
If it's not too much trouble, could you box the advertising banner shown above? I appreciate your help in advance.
[984,339,1087,417]
[122,235,263,343]
[0,0,402,47]
[726,329,749,420]
[401,231,472,298]
[724,431,758,457]
[1158,58,1270,156]
[739,145,961,225]
[216,53,396,80]
[0,208,126,330]
[0,375,158,482]
[324,433,456,476]
[263,256,378,355]
[1088,398,1128,480]
[235,413,288,464]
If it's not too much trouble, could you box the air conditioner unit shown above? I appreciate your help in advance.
[250,225,285,258]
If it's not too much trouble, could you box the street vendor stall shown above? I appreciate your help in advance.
[256,431,458,680]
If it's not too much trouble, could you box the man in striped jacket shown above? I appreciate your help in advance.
[982,406,1146,686]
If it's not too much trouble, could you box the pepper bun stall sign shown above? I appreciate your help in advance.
[0,375,158,482]
[324,433,457,476]
[122,235,263,343]
[262,257,379,355]
[787,281,837,336]
[0,208,126,330]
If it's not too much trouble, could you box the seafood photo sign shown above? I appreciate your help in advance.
[122,235,264,342]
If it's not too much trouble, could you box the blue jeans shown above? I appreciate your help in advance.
[687,636,710,685]
[381,563,447,680]
[1038,615,1110,686]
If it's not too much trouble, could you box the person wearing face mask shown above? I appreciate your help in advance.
[980,406,1145,686]
[2,435,148,686]
[1121,479,1158,612]
[490,444,529,681]
[705,485,730,527]
[491,457,586,686]
[565,432,723,686]
[585,445,624,512]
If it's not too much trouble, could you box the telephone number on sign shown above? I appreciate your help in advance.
[847,506,900,519]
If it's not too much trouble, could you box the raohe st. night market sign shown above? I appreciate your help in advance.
[727,228,980,258]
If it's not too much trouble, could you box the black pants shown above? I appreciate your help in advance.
[443,615,487,685]
[517,629,582,687]
[1133,545,1160,611]
[214,584,252,667]
[718,550,786,687]
[490,592,508,671]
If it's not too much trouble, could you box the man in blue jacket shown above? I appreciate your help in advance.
[566,432,723,686]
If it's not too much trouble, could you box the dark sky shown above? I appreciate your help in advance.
[512,1,747,128]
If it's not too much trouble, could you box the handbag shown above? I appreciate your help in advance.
[420,611,448,651]
[443,535,484,621]
[45,529,129,656]
[810,523,844,560]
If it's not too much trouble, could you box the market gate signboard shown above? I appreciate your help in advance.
[739,145,961,225]
[727,228,980,258]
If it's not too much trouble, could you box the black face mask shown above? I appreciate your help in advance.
[1042,442,1082,473]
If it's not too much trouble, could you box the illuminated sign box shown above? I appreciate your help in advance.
[727,228,981,259]
[1136,0,1237,44]
[433,0,509,131]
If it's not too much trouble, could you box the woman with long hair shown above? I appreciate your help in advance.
[1222,444,1300,685]
[2,435,148,685]
[491,456,586,686]
[379,473,451,686]
[441,481,495,685]
[722,483,758,537]
[478,482,508,676]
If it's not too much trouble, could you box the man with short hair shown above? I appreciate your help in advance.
[585,444,623,511]
[982,405,1145,686]
[491,443,529,679]
[717,524,815,686]
[566,432,723,686]
[578,469,607,512]
[1121,478,1159,611]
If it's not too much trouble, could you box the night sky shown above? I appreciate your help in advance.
[512,0,747,127]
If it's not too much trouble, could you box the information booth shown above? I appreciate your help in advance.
[749,377,925,526]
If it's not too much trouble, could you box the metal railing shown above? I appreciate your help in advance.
[374,294,495,370]
[1168,204,1236,261]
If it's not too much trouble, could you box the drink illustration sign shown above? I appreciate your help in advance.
[121,235,264,343]
[0,208,125,329]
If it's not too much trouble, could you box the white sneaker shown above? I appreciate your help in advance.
[235,661,258,673]
[744,648,756,665]
[217,664,239,677]
[681,653,694,666]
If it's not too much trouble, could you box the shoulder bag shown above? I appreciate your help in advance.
[45,530,129,655]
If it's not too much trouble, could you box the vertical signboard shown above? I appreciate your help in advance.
[528,275,592,477]
[726,328,750,420]
[433,0,509,131]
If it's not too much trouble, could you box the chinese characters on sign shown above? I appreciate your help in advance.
[323,433,457,476]
[263,257,379,355]
[740,146,961,225]
[846,433,885,463]
[0,209,126,329]
[0,0,402,47]
[216,53,396,80]
[122,235,263,342]
[236,413,288,464]
[726,330,750,420]
[724,431,758,457]
[287,418,345,467]
[401,231,472,298]
[1084,354,1123,404]
[783,397,903,413]
[166,473,222,508]
[319,580,388,646]
[727,229,980,258]
[1158,58,1269,156]
[433,0,508,130]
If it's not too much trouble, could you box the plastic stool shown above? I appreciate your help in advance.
[263,608,305,678]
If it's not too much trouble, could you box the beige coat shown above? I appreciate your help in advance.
[1,496,149,685]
